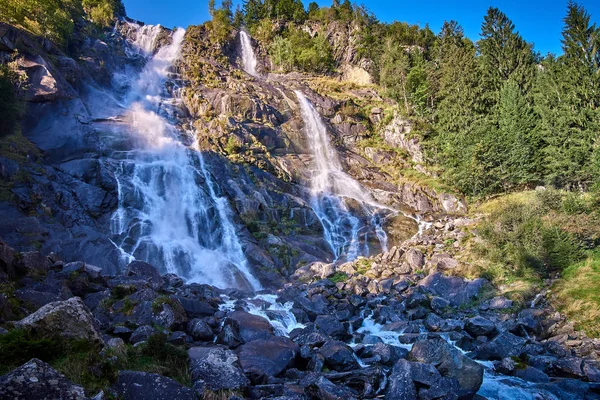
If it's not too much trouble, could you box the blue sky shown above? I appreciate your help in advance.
[123,0,600,55]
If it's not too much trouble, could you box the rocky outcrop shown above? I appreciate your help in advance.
[14,297,103,344]
[0,358,87,400]
[111,370,195,400]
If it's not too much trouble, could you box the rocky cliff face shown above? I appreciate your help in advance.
[0,19,464,288]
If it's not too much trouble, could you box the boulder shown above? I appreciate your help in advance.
[409,338,483,397]
[318,340,359,372]
[218,311,274,346]
[315,315,347,340]
[385,360,417,400]
[188,347,249,391]
[125,261,164,290]
[425,254,459,274]
[112,370,195,400]
[14,251,51,276]
[236,337,299,383]
[475,331,526,361]
[419,273,486,307]
[0,238,16,281]
[465,316,496,337]
[301,373,358,400]
[0,358,87,400]
[14,297,103,343]
[129,325,158,345]
[186,318,214,341]
[404,248,424,270]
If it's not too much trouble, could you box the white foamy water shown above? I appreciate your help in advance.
[295,90,394,261]
[239,31,258,77]
[108,25,260,291]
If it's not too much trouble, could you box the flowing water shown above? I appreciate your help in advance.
[106,25,260,290]
[295,90,393,261]
[239,31,258,77]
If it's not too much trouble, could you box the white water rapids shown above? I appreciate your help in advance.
[107,25,260,290]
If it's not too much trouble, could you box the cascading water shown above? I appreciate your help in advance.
[107,25,261,290]
[295,90,392,261]
[239,31,258,77]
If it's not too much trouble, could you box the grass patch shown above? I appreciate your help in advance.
[553,250,600,337]
[329,272,348,283]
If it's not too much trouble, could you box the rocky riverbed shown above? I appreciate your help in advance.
[1,236,599,399]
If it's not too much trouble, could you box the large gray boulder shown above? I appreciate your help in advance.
[418,273,487,307]
[111,370,195,400]
[188,346,249,391]
[0,358,87,400]
[236,337,299,383]
[217,311,274,346]
[14,297,103,343]
[409,338,483,397]
[475,331,526,361]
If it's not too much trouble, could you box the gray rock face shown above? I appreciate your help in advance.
[188,346,249,391]
[186,318,214,341]
[409,338,483,397]
[218,311,274,346]
[125,261,164,291]
[14,297,103,343]
[301,373,358,400]
[111,370,195,400]
[237,337,299,383]
[0,358,87,400]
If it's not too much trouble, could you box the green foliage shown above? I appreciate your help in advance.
[0,62,24,138]
[207,0,233,45]
[477,193,585,280]
[269,27,333,73]
[329,272,348,283]
[0,0,123,46]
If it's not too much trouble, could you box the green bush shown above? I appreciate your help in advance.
[269,27,334,73]
[0,64,22,138]
[478,197,584,277]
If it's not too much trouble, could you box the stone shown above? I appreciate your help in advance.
[318,340,359,372]
[315,315,348,340]
[409,338,483,397]
[419,273,486,307]
[186,318,214,341]
[188,347,249,391]
[300,373,358,400]
[14,297,103,343]
[125,261,163,290]
[218,311,274,346]
[14,251,51,276]
[430,296,450,313]
[475,331,526,361]
[129,325,157,344]
[425,254,459,274]
[112,370,195,400]
[175,297,216,318]
[385,360,417,400]
[236,337,299,383]
[404,248,425,270]
[488,296,514,310]
[0,358,87,400]
[465,316,496,337]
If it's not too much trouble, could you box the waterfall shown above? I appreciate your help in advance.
[108,25,261,291]
[295,90,390,261]
[239,31,258,77]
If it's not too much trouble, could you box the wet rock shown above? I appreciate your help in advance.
[315,315,348,340]
[475,331,526,361]
[188,346,249,391]
[318,340,359,372]
[112,370,195,400]
[218,311,274,346]
[515,366,549,383]
[301,373,358,400]
[125,261,164,290]
[385,359,417,400]
[175,297,216,318]
[237,337,299,383]
[14,297,103,343]
[409,338,483,397]
[465,316,496,337]
[187,318,214,341]
[0,358,87,399]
